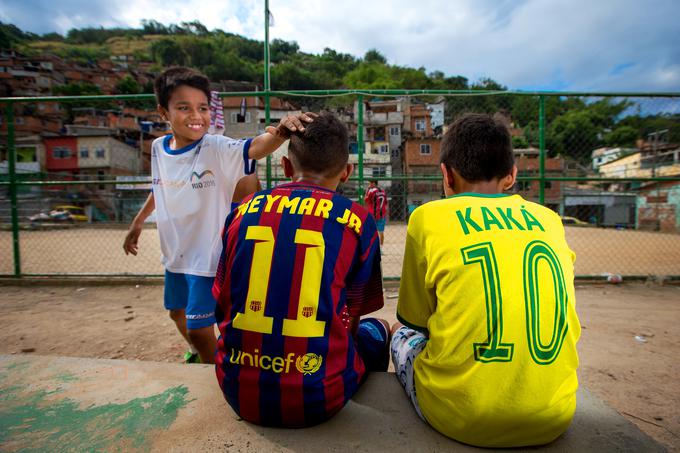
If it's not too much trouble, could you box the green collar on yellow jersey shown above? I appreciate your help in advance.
[447,192,513,199]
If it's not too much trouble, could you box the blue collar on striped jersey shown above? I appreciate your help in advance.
[276,181,336,193]
[163,134,204,155]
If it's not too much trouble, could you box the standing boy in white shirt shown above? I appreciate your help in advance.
[123,67,313,364]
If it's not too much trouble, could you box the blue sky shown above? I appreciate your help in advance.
[2,0,679,92]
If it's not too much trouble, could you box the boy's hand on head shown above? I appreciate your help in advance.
[268,112,317,140]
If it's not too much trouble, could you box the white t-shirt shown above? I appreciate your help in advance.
[151,134,255,277]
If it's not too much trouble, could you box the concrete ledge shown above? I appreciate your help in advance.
[0,355,664,452]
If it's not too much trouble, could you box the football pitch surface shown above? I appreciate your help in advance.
[0,282,678,450]
[1,224,679,277]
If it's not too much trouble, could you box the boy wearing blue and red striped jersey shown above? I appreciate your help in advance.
[213,113,389,427]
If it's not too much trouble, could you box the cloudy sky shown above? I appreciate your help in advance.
[2,0,679,92]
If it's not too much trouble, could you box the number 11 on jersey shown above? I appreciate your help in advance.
[232,225,327,338]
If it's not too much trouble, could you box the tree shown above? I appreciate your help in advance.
[270,39,300,63]
[141,19,169,35]
[546,110,600,160]
[150,38,187,66]
[343,63,394,89]
[364,49,387,64]
[0,22,37,47]
[512,136,530,149]
[605,126,638,147]
[116,75,141,94]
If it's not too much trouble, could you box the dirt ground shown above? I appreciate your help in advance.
[0,282,678,450]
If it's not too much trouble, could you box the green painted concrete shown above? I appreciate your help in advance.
[1,359,191,452]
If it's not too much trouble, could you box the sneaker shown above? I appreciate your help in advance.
[183,351,201,364]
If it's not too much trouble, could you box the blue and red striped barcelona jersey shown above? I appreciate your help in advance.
[213,182,384,427]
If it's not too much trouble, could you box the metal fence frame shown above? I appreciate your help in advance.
[2,89,680,279]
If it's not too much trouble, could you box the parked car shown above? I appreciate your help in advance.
[29,205,88,223]
[560,216,593,227]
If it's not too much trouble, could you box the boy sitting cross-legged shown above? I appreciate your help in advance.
[213,112,390,427]
[392,113,581,447]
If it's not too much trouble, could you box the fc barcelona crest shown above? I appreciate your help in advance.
[250,300,262,312]
[302,306,314,318]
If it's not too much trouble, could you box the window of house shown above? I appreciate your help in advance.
[15,117,25,125]
[390,126,400,136]
[545,181,552,189]
[80,148,89,158]
[420,144,431,155]
[96,148,106,158]
[97,170,106,190]
[231,112,250,123]
[372,166,387,178]
[517,181,531,191]
[379,144,389,154]
[415,119,426,132]
[52,147,72,159]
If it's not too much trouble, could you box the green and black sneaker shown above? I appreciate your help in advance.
[183,351,201,364]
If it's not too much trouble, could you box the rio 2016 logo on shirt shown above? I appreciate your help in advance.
[296,353,323,375]
[190,170,216,189]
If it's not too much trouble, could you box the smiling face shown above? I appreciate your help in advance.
[159,85,211,149]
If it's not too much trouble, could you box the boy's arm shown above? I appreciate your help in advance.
[345,214,384,317]
[123,192,155,256]
[247,112,317,160]
[396,210,435,333]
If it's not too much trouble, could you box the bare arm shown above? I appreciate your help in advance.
[247,112,317,160]
[123,192,155,256]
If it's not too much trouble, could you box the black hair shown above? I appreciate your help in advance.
[154,67,211,109]
[288,112,348,176]
[440,113,514,182]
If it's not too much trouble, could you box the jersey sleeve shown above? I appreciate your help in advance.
[345,211,384,317]
[217,136,256,180]
[363,188,373,207]
[396,208,436,333]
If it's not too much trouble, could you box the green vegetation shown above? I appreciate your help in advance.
[2,20,678,163]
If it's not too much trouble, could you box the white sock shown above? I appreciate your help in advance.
[189,344,198,354]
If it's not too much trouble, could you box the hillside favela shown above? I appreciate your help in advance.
[1,20,679,277]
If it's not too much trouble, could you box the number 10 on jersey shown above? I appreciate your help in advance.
[462,240,570,365]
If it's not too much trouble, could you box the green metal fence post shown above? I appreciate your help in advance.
[6,101,21,277]
[357,95,365,204]
[264,0,272,189]
[265,94,272,189]
[538,95,546,206]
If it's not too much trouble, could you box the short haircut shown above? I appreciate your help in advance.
[288,112,348,177]
[440,113,514,182]
[154,67,211,109]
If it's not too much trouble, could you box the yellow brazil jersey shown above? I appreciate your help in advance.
[397,193,580,448]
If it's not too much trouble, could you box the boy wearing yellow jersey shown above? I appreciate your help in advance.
[392,113,580,448]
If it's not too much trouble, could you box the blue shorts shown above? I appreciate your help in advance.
[164,270,216,329]
[375,218,386,232]
[356,318,390,372]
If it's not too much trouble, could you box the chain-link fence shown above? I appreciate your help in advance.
[1,91,679,279]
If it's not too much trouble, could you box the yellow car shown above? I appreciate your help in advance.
[50,205,88,222]
[560,216,593,227]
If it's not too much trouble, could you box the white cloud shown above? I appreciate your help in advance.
[3,0,680,91]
